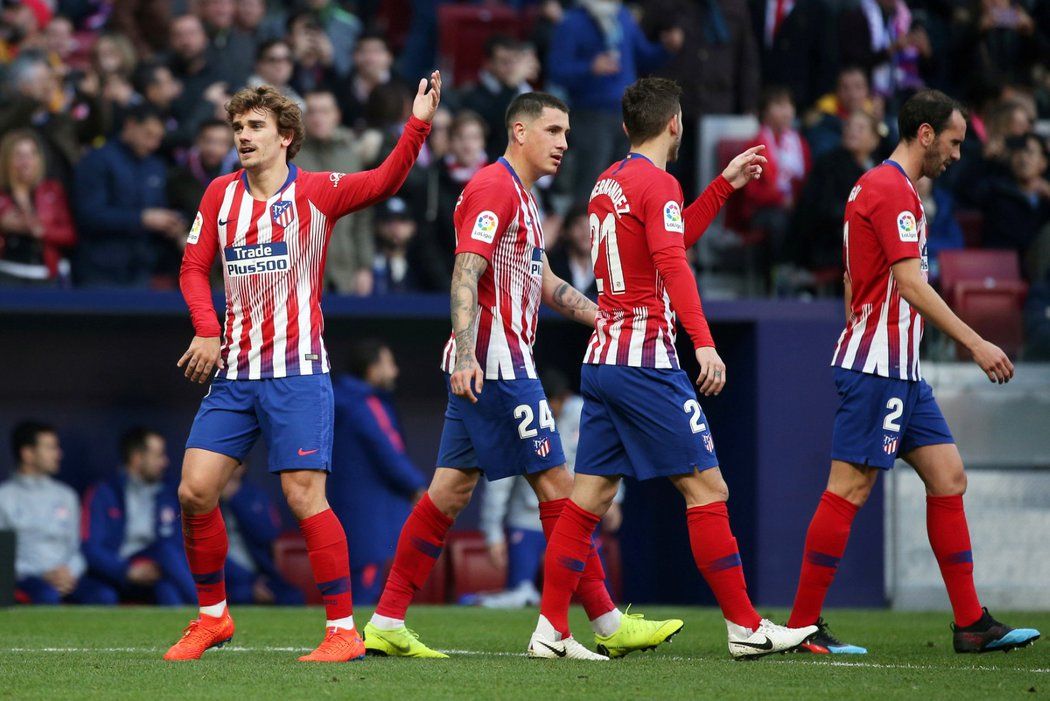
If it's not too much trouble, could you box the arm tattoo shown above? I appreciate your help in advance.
[550,281,598,325]
[450,252,488,371]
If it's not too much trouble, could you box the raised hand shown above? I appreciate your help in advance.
[721,145,767,189]
[412,70,442,124]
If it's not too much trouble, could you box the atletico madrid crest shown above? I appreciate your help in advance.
[702,433,715,454]
[533,437,551,458]
[883,434,899,455]
[271,200,293,227]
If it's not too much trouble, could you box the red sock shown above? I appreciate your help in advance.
[374,493,453,620]
[183,506,228,608]
[788,490,859,627]
[538,499,616,621]
[299,508,353,622]
[927,495,983,627]
[539,500,599,636]
[687,502,761,630]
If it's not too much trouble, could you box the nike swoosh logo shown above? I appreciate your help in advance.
[735,636,773,651]
[298,448,319,456]
[219,219,228,226]
[537,641,566,657]
[375,633,412,654]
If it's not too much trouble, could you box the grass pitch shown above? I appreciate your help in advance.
[1,606,1047,700]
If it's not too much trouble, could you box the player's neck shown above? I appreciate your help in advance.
[888,143,923,184]
[245,160,291,200]
[502,152,536,189]
[630,140,669,171]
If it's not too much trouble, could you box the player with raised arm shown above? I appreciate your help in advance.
[787,89,1040,655]
[529,77,818,661]
[362,93,682,661]
[163,74,441,662]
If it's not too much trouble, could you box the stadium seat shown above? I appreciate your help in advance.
[939,250,1027,359]
[446,530,506,600]
[274,532,322,605]
[436,5,534,86]
[954,209,985,249]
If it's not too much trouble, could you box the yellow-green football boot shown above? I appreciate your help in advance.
[594,607,684,658]
[363,622,449,658]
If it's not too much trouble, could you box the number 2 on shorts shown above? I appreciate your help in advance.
[514,400,556,439]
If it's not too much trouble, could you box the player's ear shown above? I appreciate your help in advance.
[621,122,629,140]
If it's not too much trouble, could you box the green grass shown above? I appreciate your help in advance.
[1,606,1047,700]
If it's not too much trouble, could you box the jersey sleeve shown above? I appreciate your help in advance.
[179,179,224,337]
[867,182,921,266]
[640,174,688,255]
[312,116,431,219]
[452,176,518,262]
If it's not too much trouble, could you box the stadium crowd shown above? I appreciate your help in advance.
[0,0,1046,297]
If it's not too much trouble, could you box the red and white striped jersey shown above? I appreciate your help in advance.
[440,158,544,380]
[180,117,430,380]
[832,160,927,380]
[583,154,691,369]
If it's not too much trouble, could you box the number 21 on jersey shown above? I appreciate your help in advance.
[590,213,625,295]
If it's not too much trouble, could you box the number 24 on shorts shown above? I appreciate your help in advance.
[514,400,556,439]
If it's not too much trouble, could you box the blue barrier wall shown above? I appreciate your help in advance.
[0,290,883,608]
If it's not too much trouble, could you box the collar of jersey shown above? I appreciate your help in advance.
[498,157,523,186]
[882,159,908,178]
[241,162,299,199]
[614,152,654,174]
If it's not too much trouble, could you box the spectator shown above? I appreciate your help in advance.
[837,0,932,102]
[959,0,1044,90]
[235,0,285,41]
[109,0,172,60]
[301,0,362,78]
[0,52,79,185]
[979,133,1050,273]
[547,203,598,298]
[0,0,50,59]
[791,110,882,280]
[286,11,336,94]
[915,176,964,283]
[168,14,228,126]
[0,130,75,286]
[331,32,401,133]
[296,90,374,295]
[328,339,426,604]
[74,105,184,287]
[81,428,194,605]
[643,0,761,195]
[548,0,682,201]
[219,464,304,606]
[740,86,811,265]
[459,36,532,162]
[197,0,256,90]
[134,60,217,155]
[954,96,1034,206]
[431,110,490,264]
[0,421,102,604]
[247,39,305,111]
[805,66,884,159]
[371,196,423,294]
[72,31,142,144]
[750,0,836,111]
[167,119,234,226]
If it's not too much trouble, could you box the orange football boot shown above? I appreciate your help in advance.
[298,627,366,662]
[163,610,235,661]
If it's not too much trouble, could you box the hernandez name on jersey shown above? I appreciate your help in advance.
[833,160,928,381]
[441,158,544,380]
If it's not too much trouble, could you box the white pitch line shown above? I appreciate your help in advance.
[2,647,1047,674]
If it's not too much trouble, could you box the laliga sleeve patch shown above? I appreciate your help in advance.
[471,211,499,243]
[187,211,203,245]
[897,211,918,242]
[663,201,684,234]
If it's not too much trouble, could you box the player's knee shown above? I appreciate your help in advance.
[178,481,218,514]
[836,480,874,508]
[930,466,967,497]
[428,482,471,518]
[283,485,326,520]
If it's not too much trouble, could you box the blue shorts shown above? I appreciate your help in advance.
[436,375,565,481]
[831,367,954,470]
[186,374,334,473]
[574,365,719,481]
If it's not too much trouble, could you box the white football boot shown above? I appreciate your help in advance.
[527,615,609,661]
[726,618,818,659]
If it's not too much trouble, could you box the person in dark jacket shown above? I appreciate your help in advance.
[458,35,532,162]
[220,464,304,606]
[166,119,234,225]
[73,105,186,287]
[979,133,1050,274]
[81,428,195,605]
[547,203,598,299]
[750,0,836,111]
[328,339,426,604]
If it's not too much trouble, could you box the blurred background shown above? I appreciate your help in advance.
[0,0,1047,613]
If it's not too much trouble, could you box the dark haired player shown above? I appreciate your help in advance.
[363,93,681,661]
[787,89,1039,655]
[531,77,818,660]
[166,74,441,662]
